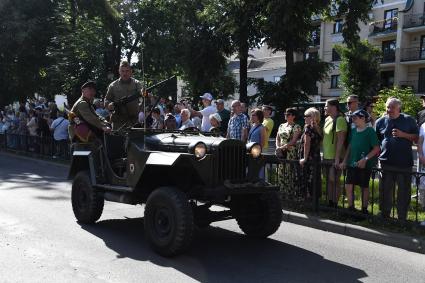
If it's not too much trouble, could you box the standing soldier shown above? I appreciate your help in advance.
[68,81,111,142]
[105,61,143,130]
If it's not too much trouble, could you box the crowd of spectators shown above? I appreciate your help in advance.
[0,98,72,158]
[275,95,424,225]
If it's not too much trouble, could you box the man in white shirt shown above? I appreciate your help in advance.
[50,112,70,158]
[190,93,216,132]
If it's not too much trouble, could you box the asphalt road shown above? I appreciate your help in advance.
[0,153,424,283]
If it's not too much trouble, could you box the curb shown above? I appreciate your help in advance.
[0,151,69,169]
[282,209,425,254]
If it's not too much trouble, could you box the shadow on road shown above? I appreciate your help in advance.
[0,153,70,199]
[81,217,367,282]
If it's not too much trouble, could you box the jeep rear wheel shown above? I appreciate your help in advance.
[144,187,194,257]
[233,192,282,238]
[71,171,104,224]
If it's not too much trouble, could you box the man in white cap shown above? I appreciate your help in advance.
[190,92,217,131]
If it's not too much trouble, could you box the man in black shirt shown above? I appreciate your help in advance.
[375,97,418,221]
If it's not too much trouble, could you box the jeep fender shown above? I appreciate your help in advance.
[68,150,97,185]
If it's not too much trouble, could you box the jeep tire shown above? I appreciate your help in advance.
[72,171,104,224]
[144,187,194,257]
[233,192,282,238]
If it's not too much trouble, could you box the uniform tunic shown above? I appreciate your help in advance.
[105,77,143,129]
[69,96,108,141]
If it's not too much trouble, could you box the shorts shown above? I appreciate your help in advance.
[346,167,372,188]
[322,159,342,182]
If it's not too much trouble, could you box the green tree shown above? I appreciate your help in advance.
[44,0,119,106]
[262,0,330,75]
[129,0,236,101]
[330,0,374,47]
[256,1,331,109]
[253,58,331,112]
[0,0,58,107]
[374,87,421,118]
[336,40,381,102]
[204,0,263,103]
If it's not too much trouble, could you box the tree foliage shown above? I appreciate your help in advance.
[254,1,331,108]
[336,40,381,102]
[374,87,421,118]
[330,0,374,47]
[42,0,121,106]
[0,0,379,109]
[204,0,263,103]
[0,0,57,106]
[253,58,331,112]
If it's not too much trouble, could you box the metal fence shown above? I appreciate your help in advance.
[0,132,70,160]
[264,155,425,227]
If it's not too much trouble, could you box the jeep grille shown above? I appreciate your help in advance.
[214,140,246,182]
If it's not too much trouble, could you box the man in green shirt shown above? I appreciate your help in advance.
[262,105,274,150]
[105,61,143,130]
[69,81,111,142]
[323,98,347,207]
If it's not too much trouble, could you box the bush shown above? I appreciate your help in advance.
[374,87,421,118]
[336,40,381,103]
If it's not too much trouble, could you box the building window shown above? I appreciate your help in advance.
[382,40,396,63]
[333,19,343,34]
[330,75,340,89]
[383,8,398,30]
[332,48,341,61]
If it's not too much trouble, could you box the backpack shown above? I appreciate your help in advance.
[331,113,349,147]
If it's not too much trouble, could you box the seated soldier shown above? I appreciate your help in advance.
[68,81,111,143]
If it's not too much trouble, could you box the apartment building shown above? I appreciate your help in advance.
[307,0,425,100]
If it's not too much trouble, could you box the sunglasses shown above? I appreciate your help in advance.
[304,115,311,118]
[284,113,293,116]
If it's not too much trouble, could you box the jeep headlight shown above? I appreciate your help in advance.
[246,142,261,158]
[192,142,207,159]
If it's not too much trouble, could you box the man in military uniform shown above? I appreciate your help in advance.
[105,61,143,130]
[69,81,111,142]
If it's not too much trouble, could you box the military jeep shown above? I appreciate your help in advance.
[69,128,282,256]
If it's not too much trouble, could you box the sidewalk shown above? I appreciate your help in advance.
[282,209,425,254]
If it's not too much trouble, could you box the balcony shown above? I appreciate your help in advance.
[382,51,396,63]
[400,48,425,62]
[403,13,425,30]
[369,19,398,37]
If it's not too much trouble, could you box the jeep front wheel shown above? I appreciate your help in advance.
[71,171,104,224]
[144,187,194,257]
[233,192,282,238]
